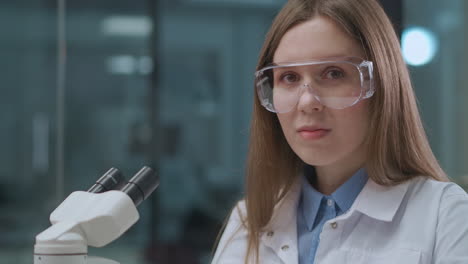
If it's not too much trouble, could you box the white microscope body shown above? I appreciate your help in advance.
[34,167,159,264]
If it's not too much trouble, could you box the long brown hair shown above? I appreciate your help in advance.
[243,0,448,262]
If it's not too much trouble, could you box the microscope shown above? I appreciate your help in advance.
[33,166,159,264]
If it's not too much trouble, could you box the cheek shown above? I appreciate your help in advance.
[276,113,300,151]
[332,101,370,142]
[277,113,295,137]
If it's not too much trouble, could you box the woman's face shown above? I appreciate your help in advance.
[274,16,370,169]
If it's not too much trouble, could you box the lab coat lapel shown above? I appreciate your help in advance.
[261,180,301,264]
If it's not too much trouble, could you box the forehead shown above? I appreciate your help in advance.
[273,16,364,63]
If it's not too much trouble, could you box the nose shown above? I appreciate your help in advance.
[296,83,324,113]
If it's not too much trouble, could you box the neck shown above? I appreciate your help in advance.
[313,148,367,195]
[313,165,361,195]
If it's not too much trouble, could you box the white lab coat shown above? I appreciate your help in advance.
[212,176,468,264]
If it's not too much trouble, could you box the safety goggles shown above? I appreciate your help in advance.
[255,57,375,113]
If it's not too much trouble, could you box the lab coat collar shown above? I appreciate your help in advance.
[353,178,411,222]
[262,174,412,246]
[266,174,412,230]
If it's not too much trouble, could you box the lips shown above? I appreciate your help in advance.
[297,126,331,140]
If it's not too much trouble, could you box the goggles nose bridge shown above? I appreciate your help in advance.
[299,82,322,104]
[300,82,316,95]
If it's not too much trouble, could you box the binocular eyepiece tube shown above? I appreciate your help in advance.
[88,166,160,207]
[88,167,126,193]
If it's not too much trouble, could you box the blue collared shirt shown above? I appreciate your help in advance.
[297,167,368,264]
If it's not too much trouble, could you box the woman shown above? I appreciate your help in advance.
[212,0,468,263]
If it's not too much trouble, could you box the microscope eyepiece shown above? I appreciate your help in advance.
[88,168,126,193]
[121,166,159,206]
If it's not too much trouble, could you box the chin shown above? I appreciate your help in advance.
[302,159,335,167]
[295,150,337,167]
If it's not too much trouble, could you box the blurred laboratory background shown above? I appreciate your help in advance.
[0,0,466,263]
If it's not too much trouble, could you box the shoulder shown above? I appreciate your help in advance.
[232,200,248,222]
[384,176,468,236]
[223,200,248,230]
[400,176,467,221]
[403,176,468,234]
[211,200,249,264]
[405,176,467,203]
[408,177,468,262]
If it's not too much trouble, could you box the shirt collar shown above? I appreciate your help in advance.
[332,167,368,212]
[300,175,323,231]
[300,167,368,231]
